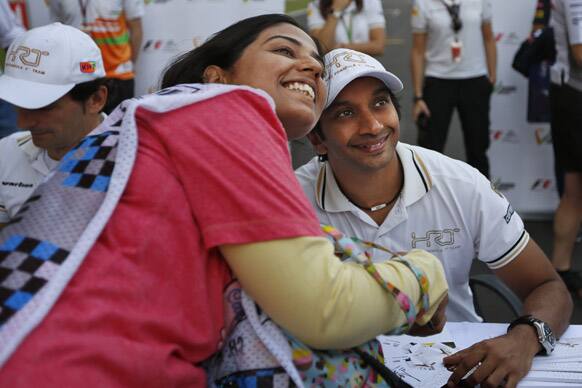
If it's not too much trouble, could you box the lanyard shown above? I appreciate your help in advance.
[439,0,463,34]
[339,12,354,43]
[78,0,90,28]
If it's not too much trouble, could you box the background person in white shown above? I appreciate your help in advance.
[47,0,143,114]
[549,0,582,300]
[410,0,496,178]
[0,23,107,227]
[0,0,25,140]
[296,48,572,388]
[307,0,386,55]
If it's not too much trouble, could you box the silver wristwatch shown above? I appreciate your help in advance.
[507,315,556,355]
[332,8,343,19]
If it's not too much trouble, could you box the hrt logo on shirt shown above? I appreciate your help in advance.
[411,228,460,249]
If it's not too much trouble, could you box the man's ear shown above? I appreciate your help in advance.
[203,65,229,84]
[87,85,108,114]
[307,131,328,158]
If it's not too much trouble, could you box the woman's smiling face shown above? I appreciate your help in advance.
[222,23,326,140]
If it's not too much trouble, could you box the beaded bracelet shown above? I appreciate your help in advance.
[321,225,430,333]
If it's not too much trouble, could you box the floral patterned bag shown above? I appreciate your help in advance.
[206,226,426,388]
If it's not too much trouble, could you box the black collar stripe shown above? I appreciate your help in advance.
[486,230,527,265]
[318,165,327,210]
[17,136,32,147]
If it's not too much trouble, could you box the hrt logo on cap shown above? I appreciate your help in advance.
[327,50,370,76]
[6,45,49,68]
[80,61,97,73]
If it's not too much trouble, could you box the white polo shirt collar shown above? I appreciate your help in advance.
[14,132,54,176]
[314,143,435,212]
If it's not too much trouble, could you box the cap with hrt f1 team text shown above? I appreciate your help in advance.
[0,22,105,109]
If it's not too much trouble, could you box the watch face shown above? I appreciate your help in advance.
[543,323,556,346]
[535,320,556,354]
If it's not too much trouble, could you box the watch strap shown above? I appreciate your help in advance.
[507,315,555,355]
[507,314,535,332]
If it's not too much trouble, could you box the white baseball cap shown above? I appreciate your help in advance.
[0,22,105,109]
[324,48,404,109]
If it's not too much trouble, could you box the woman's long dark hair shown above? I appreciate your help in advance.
[319,0,363,17]
[161,14,304,89]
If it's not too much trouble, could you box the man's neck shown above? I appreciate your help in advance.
[330,156,404,225]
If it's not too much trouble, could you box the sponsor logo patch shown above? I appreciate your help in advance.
[80,61,96,73]
[491,177,516,192]
[531,178,553,191]
[2,181,34,188]
[504,204,515,224]
[534,127,552,145]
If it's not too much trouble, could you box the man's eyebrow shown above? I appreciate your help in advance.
[326,84,391,110]
[374,85,391,95]
[326,99,350,110]
[263,35,324,66]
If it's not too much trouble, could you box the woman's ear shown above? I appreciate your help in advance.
[203,65,229,84]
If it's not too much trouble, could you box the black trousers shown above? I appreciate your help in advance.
[418,75,493,177]
[103,78,135,115]
[549,82,582,173]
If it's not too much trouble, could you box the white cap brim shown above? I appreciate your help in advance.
[326,69,403,109]
[0,74,75,109]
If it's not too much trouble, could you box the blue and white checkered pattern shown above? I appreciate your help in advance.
[58,131,118,192]
[0,235,68,326]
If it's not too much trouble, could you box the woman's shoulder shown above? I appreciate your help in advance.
[139,83,276,115]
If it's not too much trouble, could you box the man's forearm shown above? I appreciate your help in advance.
[521,278,572,338]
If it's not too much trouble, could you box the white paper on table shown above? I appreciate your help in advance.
[522,370,582,384]
[377,328,456,388]
[530,361,582,372]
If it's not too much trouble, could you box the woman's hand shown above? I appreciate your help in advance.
[332,0,352,13]
[413,99,431,122]
[409,294,448,336]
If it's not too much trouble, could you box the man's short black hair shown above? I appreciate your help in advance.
[68,78,108,104]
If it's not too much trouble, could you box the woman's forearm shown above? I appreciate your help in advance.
[343,27,385,55]
[482,22,497,83]
[221,236,448,349]
[410,32,427,97]
[310,15,341,52]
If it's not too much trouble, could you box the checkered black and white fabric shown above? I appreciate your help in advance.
[0,83,273,370]
[59,132,117,193]
[0,236,68,325]
[0,129,121,334]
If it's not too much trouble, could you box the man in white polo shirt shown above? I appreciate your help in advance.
[0,23,107,226]
[296,48,572,387]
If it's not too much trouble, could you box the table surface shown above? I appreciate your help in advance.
[447,322,582,388]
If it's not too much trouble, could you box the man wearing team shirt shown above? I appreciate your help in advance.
[0,23,107,226]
